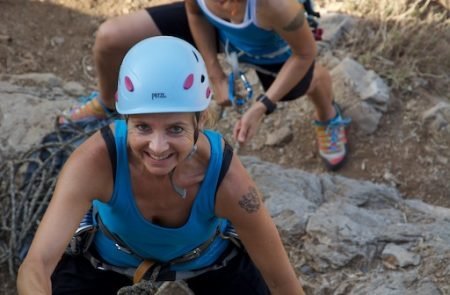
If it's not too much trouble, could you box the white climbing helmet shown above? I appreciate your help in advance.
[116,36,211,115]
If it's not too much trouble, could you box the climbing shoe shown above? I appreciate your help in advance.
[314,103,351,171]
[58,91,116,125]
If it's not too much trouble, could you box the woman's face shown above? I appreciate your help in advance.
[127,113,196,176]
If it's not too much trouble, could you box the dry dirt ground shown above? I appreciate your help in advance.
[0,0,449,293]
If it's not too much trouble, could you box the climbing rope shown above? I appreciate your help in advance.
[0,120,109,277]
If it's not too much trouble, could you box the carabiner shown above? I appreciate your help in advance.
[228,71,253,114]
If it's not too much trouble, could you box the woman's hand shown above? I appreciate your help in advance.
[233,102,266,144]
[210,75,231,107]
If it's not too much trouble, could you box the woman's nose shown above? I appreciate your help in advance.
[148,134,169,153]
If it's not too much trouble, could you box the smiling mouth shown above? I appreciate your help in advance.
[145,151,172,161]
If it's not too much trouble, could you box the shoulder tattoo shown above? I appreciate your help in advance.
[282,9,305,32]
[238,187,261,213]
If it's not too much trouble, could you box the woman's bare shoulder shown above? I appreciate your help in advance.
[213,149,259,216]
[257,0,303,25]
[58,127,114,202]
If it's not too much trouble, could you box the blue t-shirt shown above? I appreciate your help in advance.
[93,120,229,271]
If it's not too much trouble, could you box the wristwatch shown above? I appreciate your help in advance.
[256,94,277,115]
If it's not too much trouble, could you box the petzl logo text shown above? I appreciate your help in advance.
[152,93,167,100]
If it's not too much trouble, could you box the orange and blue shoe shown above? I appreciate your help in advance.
[58,92,116,125]
[314,103,351,171]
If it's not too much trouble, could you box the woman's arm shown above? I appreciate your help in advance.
[258,0,317,102]
[233,0,317,144]
[17,131,114,295]
[215,154,305,295]
[185,0,229,106]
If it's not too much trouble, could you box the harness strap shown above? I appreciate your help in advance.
[100,125,116,181]
[133,259,157,284]
[217,140,233,189]
[84,250,136,277]
[95,211,144,258]
[95,210,223,273]
[83,243,240,282]
[170,227,222,265]
[224,39,291,62]
[151,246,239,281]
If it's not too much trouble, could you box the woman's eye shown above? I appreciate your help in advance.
[136,124,149,131]
[169,126,184,134]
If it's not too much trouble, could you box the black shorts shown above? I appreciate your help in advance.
[51,245,269,294]
[147,2,314,100]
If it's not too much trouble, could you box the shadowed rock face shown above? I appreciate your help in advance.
[241,156,449,295]
[0,74,74,160]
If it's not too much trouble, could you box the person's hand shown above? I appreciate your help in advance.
[211,77,231,107]
[233,103,266,145]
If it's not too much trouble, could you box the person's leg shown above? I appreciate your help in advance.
[186,249,270,295]
[51,254,132,295]
[256,62,350,171]
[95,2,194,109]
[305,63,335,121]
[306,64,350,170]
[255,61,314,102]
[94,10,162,110]
[60,3,194,124]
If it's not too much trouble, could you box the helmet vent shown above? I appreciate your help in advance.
[192,51,199,62]
[201,75,205,83]
[125,76,134,92]
[183,74,194,89]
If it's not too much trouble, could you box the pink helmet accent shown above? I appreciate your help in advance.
[183,74,194,90]
[125,76,134,92]
[206,87,211,98]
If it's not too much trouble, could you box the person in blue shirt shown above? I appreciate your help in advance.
[18,37,304,295]
[59,0,351,171]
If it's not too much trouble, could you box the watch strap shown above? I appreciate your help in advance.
[256,94,277,115]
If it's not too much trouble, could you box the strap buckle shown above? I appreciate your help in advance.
[219,226,242,249]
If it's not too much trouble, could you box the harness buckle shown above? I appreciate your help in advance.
[219,226,242,249]
[95,264,106,271]
[115,243,133,255]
